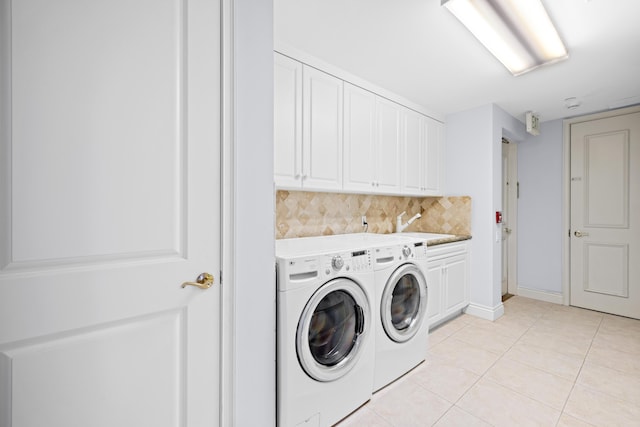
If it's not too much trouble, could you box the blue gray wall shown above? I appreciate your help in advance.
[517,119,564,295]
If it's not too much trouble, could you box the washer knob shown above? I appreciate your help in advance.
[331,255,344,270]
[402,245,412,258]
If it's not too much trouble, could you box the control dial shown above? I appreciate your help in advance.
[331,255,344,271]
[402,245,412,258]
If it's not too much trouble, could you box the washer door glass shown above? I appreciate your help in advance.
[309,290,359,366]
[381,264,427,343]
[297,278,370,382]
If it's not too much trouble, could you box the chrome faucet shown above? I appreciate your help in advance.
[395,211,422,233]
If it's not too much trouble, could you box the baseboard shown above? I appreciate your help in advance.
[516,286,563,305]
[464,302,505,321]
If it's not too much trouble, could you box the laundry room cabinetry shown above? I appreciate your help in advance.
[343,83,402,194]
[403,110,444,196]
[426,241,470,328]
[274,54,303,188]
[343,83,376,192]
[274,53,343,190]
[274,51,443,195]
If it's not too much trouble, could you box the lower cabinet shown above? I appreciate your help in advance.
[426,241,470,328]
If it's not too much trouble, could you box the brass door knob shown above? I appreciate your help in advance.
[181,272,214,289]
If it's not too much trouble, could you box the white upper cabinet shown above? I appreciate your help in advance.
[274,54,303,188]
[424,117,444,195]
[375,98,403,193]
[343,85,402,194]
[403,109,424,195]
[274,53,343,190]
[303,66,344,190]
[343,83,376,192]
[274,51,443,195]
[402,110,444,196]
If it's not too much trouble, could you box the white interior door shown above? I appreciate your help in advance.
[570,111,640,319]
[0,0,221,425]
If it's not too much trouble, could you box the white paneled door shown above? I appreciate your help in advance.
[570,110,640,319]
[0,0,221,425]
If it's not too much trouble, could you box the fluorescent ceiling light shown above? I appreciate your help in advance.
[442,0,568,76]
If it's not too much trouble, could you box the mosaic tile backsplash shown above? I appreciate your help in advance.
[276,191,471,239]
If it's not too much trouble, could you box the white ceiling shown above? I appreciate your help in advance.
[274,0,640,123]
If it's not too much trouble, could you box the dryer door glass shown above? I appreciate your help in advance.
[308,290,359,366]
[297,278,370,382]
[391,275,420,330]
[382,264,427,343]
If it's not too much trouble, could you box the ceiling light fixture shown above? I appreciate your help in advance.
[442,0,568,76]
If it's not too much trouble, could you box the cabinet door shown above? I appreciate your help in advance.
[303,66,343,190]
[403,109,424,195]
[343,83,376,192]
[376,98,402,193]
[424,117,444,195]
[426,261,444,326]
[443,254,469,315]
[274,53,303,188]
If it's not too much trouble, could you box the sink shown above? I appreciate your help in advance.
[276,233,458,257]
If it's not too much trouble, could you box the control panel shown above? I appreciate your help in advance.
[323,249,372,277]
[411,241,428,260]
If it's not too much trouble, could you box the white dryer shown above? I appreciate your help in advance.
[276,236,376,427]
[372,238,430,391]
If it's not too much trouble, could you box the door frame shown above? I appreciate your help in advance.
[502,139,518,296]
[221,0,235,423]
[220,0,276,424]
[561,104,640,306]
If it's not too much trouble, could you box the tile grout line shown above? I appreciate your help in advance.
[431,300,545,427]
[553,314,604,427]
[476,306,567,426]
[346,298,639,427]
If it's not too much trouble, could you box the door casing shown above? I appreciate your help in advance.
[502,140,518,296]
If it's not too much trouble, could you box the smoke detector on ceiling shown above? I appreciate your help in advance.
[564,97,582,109]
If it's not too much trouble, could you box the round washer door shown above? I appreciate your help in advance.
[381,264,427,343]
[296,277,370,382]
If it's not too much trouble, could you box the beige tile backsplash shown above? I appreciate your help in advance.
[275,190,471,239]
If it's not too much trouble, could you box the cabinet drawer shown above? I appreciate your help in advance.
[427,241,468,260]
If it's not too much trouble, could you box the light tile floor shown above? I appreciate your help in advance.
[337,296,640,427]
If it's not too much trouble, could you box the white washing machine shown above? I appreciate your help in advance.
[372,237,430,392]
[276,235,377,427]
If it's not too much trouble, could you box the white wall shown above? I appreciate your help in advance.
[445,104,524,319]
[445,105,494,310]
[517,119,564,294]
[234,0,275,425]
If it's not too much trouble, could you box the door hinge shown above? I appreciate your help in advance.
[219,269,222,285]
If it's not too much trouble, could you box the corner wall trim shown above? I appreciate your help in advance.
[517,286,563,305]
[464,302,504,321]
